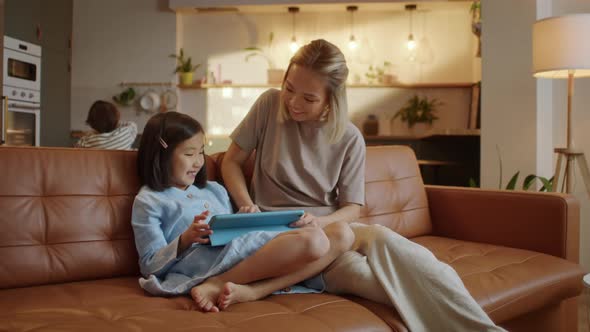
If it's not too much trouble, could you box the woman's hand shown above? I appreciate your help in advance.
[289,212,321,228]
[178,211,212,253]
[237,205,261,214]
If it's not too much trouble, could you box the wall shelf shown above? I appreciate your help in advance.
[364,128,480,141]
[178,82,475,90]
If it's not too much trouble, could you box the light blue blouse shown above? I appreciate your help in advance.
[131,182,324,296]
[132,182,232,278]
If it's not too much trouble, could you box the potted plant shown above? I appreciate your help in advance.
[392,95,440,135]
[365,62,395,84]
[471,1,482,57]
[244,32,284,84]
[169,48,201,86]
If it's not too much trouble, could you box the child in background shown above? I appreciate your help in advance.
[76,100,137,150]
[132,111,353,312]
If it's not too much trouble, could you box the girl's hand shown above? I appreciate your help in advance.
[179,211,212,253]
[289,212,320,228]
[237,205,261,214]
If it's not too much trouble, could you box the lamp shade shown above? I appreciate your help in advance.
[533,14,590,78]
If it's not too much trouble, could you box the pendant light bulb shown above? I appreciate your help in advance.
[348,35,358,50]
[289,36,300,54]
[288,7,300,54]
[407,34,416,50]
[405,4,417,51]
[346,6,359,51]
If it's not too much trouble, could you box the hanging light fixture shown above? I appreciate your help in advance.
[347,6,359,50]
[288,7,300,54]
[405,4,417,51]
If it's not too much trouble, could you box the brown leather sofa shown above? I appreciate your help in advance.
[0,145,585,332]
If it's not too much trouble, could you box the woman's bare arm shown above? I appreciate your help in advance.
[221,142,258,210]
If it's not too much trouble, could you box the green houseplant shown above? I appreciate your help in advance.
[468,145,554,191]
[244,32,284,84]
[169,48,201,86]
[393,95,440,129]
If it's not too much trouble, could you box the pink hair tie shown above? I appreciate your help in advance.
[159,137,168,149]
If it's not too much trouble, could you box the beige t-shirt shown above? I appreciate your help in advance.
[230,89,366,217]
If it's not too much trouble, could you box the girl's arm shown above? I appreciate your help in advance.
[221,142,259,211]
[132,195,186,278]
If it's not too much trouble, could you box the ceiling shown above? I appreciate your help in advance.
[169,0,472,14]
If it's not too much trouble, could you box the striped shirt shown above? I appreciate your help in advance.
[76,121,138,150]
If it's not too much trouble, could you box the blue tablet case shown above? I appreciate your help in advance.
[208,210,305,246]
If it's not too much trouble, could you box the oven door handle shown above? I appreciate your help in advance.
[1,96,7,145]
[7,102,41,111]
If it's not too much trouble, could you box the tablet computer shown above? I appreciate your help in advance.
[208,210,305,246]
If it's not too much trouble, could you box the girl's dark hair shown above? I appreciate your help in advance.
[86,100,120,133]
[138,112,207,191]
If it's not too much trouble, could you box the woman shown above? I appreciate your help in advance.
[221,39,504,331]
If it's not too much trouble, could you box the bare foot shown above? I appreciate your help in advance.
[190,277,225,312]
[217,282,260,310]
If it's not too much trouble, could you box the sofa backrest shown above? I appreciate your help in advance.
[0,145,431,289]
[0,147,141,289]
[360,146,432,237]
[211,145,432,238]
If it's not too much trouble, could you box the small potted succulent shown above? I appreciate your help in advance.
[169,48,201,86]
[365,61,395,84]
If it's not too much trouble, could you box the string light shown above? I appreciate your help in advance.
[406,4,417,51]
[288,7,300,54]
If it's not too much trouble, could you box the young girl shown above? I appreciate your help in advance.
[132,111,353,312]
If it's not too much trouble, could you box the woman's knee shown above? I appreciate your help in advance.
[298,228,330,261]
[325,221,355,253]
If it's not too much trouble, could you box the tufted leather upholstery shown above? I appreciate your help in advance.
[0,147,140,289]
[0,145,585,332]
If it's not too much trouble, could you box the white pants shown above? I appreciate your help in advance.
[323,223,506,332]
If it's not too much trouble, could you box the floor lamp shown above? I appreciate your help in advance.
[533,14,590,196]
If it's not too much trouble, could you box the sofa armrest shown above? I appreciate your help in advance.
[425,185,580,262]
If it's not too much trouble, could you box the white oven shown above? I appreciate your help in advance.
[1,97,40,146]
[1,36,41,146]
[3,36,41,93]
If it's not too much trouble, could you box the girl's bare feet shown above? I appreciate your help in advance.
[190,277,225,312]
[217,282,260,310]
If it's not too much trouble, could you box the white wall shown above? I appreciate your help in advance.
[179,4,475,86]
[483,0,590,270]
[178,3,478,153]
[548,0,590,271]
[71,0,177,134]
[481,0,539,190]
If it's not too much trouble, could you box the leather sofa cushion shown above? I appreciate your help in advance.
[413,236,585,323]
[0,236,582,331]
[0,277,394,332]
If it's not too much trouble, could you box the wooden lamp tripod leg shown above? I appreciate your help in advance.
[553,151,564,193]
[576,153,590,197]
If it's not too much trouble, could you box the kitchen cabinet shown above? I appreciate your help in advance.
[365,133,480,187]
[4,0,41,44]
[39,0,72,147]
[4,0,72,147]
[1,0,5,91]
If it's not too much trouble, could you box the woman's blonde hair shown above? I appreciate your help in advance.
[278,39,349,144]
